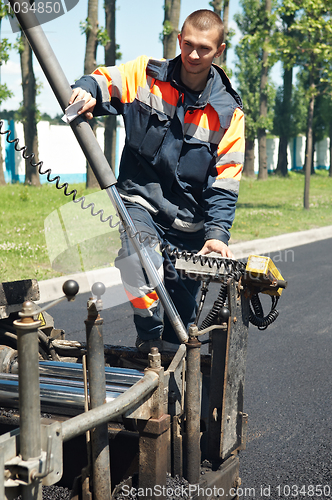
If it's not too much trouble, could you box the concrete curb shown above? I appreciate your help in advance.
[230,224,332,259]
[37,225,332,304]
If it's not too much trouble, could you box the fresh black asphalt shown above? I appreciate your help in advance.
[48,238,332,499]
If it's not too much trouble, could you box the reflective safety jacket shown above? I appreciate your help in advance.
[73,55,245,244]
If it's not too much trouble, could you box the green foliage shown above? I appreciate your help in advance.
[14,34,25,54]
[79,17,92,35]
[115,44,122,61]
[273,78,308,138]
[0,37,11,64]
[286,0,332,91]
[159,20,174,44]
[97,27,110,47]
[80,18,112,51]
[235,0,276,56]
[162,20,173,37]
[0,84,13,106]
[0,6,13,108]
[234,0,276,142]
[271,2,299,69]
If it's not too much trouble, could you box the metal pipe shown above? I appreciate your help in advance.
[62,370,158,442]
[0,378,121,415]
[11,0,189,344]
[107,187,189,343]
[0,372,138,394]
[38,361,143,385]
[14,305,42,500]
[85,304,111,499]
[185,333,202,485]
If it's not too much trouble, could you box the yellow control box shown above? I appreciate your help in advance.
[245,254,286,296]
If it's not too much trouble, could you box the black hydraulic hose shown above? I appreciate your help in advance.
[198,269,243,331]
[199,281,228,331]
[249,294,279,330]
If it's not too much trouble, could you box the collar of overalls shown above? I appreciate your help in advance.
[146,55,243,130]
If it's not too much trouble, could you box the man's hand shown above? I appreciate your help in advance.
[69,87,96,120]
[198,239,234,259]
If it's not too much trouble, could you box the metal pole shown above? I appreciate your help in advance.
[85,300,111,499]
[10,1,188,344]
[61,370,159,442]
[185,329,202,485]
[14,301,42,500]
[107,188,189,343]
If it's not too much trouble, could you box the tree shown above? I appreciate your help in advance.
[209,0,230,67]
[287,0,332,208]
[0,5,13,185]
[81,0,110,187]
[104,0,117,173]
[18,32,40,186]
[81,0,100,188]
[257,0,272,180]
[272,4,298,176]
[235,37,261,176]
[273,67,293,176]
[162,0,181,59]
[235,0,275,177]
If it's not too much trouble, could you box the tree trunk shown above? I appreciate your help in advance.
[275,66,293,176]
[210,0,228,67]
[104,0,117,173]
[20,33,40,186]
[163,0,181,59]
[84,0,99,75]
[303,85,315,210]
[243,139,256,177]
[257,0,271,180]
[329,120,332,177]
[311,133,315,175]
[257,128,267,179]
[221,0,229,66]
[84,0,99,189]
[0,134,6,185]
[276,136,288,176]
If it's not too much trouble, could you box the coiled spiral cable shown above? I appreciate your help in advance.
[0,120,280,331]
[249,294,279,330]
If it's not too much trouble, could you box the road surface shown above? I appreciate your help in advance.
[48,238,332,499]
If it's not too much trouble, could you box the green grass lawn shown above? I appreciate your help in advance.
[1,170,331,283]
[231,170,332,241]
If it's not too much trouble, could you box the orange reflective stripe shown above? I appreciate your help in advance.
[120,56,150,103]
[217,108,245,156]
[92,56,150,104]
[125,289,159,309]
[150,80,179,107]
[184,104,220,132]
[94,67,112,84]
[216,163,243,180]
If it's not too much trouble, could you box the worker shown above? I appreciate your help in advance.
[70,9,245,352]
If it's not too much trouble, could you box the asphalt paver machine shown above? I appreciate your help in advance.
[0,4,287,499]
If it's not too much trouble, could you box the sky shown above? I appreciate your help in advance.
[0,0,281,117]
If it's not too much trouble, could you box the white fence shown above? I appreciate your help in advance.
[2,119,330,183]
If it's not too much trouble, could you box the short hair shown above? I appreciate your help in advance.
[181,10,224,46]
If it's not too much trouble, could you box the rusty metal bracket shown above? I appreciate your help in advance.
[1,421,62,491]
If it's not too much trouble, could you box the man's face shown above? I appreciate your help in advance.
[178,24,225,79]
